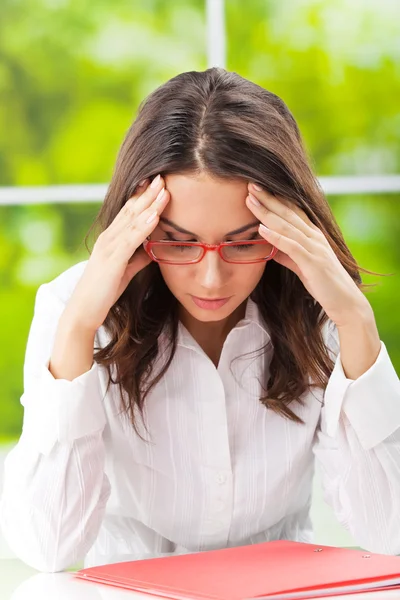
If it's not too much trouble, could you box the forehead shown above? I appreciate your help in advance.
[162,172,254,236]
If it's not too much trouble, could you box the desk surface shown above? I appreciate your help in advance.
[2,558,400,600]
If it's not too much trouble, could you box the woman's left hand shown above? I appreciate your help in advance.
[246,182,370,328]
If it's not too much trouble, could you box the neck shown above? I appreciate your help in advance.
[179,299,247,351]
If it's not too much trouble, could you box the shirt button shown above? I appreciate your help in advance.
[216,473,227,484]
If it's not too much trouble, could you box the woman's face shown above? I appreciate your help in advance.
[148,172,268,324]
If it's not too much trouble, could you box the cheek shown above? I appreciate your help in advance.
[158,264,187,290]
[236,264,266,287]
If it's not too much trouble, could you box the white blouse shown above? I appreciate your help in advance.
[1,260,400,573]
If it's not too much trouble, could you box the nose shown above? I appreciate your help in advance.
[195,248,230,291]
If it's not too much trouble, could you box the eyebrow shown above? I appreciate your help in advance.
[158,216,260,237]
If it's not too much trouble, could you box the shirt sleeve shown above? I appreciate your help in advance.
[0,282,111,572]
[313,319,400,555]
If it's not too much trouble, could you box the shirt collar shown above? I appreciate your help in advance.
[175,296,269,351]
[241,296,269,334]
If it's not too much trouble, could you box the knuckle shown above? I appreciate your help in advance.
[320,246,332,260]
[118,236,135,255]
[314,249,327,265]
[280,220,290,235]
[123,235,133,249]
[129,220,141,232]
[123,199,136,216]
[314,226,325,240]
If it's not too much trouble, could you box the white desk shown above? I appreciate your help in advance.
[2,559,400,600]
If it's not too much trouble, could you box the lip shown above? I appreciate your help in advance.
[195,296,229,301]
[191,295,231,310]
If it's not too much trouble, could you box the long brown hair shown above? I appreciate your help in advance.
[86,67,389,436]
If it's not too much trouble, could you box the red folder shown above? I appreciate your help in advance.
[75,540,400,599]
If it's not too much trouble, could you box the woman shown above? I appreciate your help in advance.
[1,67,400,573]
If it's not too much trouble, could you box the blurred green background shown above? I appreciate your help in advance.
[0,0,399,443]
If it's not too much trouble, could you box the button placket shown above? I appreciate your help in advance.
[215,500,226,512]
[201,467,233,542]
[216,472,227,484]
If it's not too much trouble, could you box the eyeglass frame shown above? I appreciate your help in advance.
[143,238,278,265]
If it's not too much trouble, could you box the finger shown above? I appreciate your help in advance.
[247,186,318,239]
[105,178,149,236]
[270,249,302,277]
[249,192,312,237]
[247,195,316,253]
[109,176,167,238]
[128,174,166,217]
[276,196,324,237]
[109,191,170,263]
[124,247,151,278]
[258,223,312,265]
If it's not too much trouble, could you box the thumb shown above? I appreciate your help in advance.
[272,251,301,277]
[113,246,152,301]
[127,247,152,278]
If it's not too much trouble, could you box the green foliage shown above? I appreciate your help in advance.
[0,0,399,441]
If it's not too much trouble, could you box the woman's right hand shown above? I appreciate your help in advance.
[64,174,170,332]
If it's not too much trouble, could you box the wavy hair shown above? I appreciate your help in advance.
[85,67,388,437]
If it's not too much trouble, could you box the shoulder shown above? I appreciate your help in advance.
[36,260,89,308]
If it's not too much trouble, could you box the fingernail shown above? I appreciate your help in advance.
[252,183,263,191]
[146,210,158,224]
[248,193,261,207]
[150,174,161,189]
[139,178,148,187]
[155,188,165,203]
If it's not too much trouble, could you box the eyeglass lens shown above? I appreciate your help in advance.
[151,242,274,263]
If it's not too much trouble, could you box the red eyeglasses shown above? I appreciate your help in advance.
[143,239,278,265]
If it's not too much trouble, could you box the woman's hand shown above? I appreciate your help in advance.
[65,174,170,332]
[245,182,369,328]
